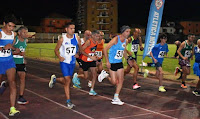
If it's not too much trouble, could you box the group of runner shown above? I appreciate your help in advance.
[1,15,200,117]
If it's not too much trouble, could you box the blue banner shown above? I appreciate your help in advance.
[142,0,165,60]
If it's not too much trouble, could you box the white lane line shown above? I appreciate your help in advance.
[27,73,177,119]
[27,64,179,119]
[25,89,94,119]
[0,111,9,119]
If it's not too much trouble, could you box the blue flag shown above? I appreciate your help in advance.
[142,0,165,60]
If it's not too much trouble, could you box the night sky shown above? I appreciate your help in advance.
[0,0,200,27]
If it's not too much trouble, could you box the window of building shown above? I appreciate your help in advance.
[189,30,191,32]
[110,18,113,22]
[49,21,52,25]
[196,24,199,26]
[92,18,95,21]
[196,30,198,33]
[188,24,191,26]
[102,4,107,9]
[92,25,94,28]
[92,11,94,14]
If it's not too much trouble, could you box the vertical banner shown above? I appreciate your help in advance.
[142,0,165,60]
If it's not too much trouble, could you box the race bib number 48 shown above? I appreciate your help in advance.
[131,44,139,52]
[0,49,11,57]
[65,45,76,56]
[184,50,191,58]
[158,51,165,58]
[114,50,124,59]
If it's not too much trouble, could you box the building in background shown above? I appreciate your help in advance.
[41,13,72,33]
[180,21,200,35]
[77,0,118,34]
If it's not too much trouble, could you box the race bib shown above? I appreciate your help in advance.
[0,48,11,57]
[184,50,191,58]
[65,45,76,56]
[131,44,139,52]
[114,50,124,59]
[95,51,102,58]
[87,53,94,61]
[158,51,165,58]
[195,48,200,53]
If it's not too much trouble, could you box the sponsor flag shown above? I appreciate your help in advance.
[142,0,165,60]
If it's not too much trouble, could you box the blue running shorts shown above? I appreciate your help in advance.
[60,62,75,77]
[0,59,16,74]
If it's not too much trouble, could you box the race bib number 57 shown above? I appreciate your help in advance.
[65,45,76,56]
[114,50,124,59]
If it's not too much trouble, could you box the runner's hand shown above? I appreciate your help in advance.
[75,54,79,58]
[15,48,20,54]
[59,57,65,62]
[4,44,12,50]
[183,57,188,60]
[140,46,144,51]
[106,62,111,69]
[90,56,98,61]
[154,59,158,63]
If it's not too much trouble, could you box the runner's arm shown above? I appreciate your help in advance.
[54,36,64,61]
[177,42,186,60]
[139,36,144,51]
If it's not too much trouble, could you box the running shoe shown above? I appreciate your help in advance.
[17,97,29,105]
[49,74,56,88]
[98,70,109,82]
[192,90,200,96]
[132,83,141,89]
[174,67,180,76]
[181,84,187,89]
[143,69,149,78]
[66,102,75,109]
[0,81,7,95]
[159,86,166,92]
[88,81,92,87]
[72,73,80,85]
[111,98,124,105]
[89,90,97,96]
[73,84,81,89]
[9,107,20,116]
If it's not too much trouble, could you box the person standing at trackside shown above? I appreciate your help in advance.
[0,15,20,116]
[124,28,144,89]
[150,33,169,92]
[177,34,195,89]
[13,26,29,105]
[103,25,131,105]
[192,39,200,96]
[49,22,96,109]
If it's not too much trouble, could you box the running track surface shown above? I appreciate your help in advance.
[1,58,200,119]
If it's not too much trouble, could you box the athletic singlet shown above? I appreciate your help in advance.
[109,36,126,63]
[0,30,14,62]
[180,40,193,60]
[194,46,200,63]
[59,34,78,64]
[95,39,104,60]
[13,36,27,64]
[81,38,97,62]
